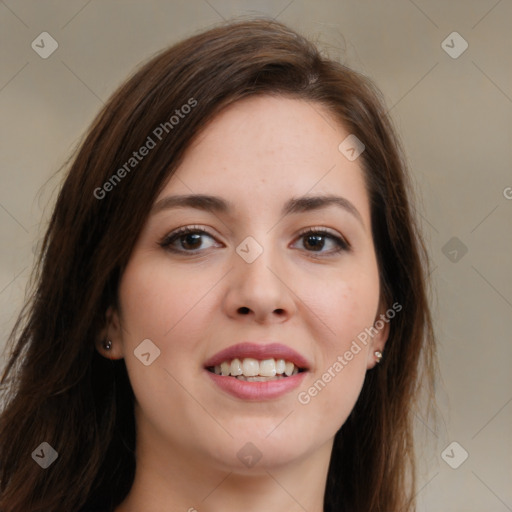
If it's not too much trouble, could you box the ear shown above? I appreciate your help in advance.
[95,305,125,360]
[366,301,391,370]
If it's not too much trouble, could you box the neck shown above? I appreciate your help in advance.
[114,413,333,512]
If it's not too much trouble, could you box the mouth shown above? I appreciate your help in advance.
[203,342,310,400]
[206,357,307,381]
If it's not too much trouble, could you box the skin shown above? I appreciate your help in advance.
[98,95,389,512]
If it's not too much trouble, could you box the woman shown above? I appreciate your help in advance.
[0,18,436,512]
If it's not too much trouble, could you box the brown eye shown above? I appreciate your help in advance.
[179,233,203,250]
[294,229,350,255]
[159,227,219,253]
[303,233,325,251]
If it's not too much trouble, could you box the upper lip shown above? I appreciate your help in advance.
[204,342,310,370]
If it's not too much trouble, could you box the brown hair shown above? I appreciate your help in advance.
[0,18,436,512]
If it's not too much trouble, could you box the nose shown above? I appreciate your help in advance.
[222,242,297,324]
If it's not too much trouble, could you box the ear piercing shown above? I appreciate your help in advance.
[103,339,112,350]
[374,350,383,363]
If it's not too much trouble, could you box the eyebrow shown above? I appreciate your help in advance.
[151,193,364,226]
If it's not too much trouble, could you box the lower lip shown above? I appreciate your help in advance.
[205,369,307,400]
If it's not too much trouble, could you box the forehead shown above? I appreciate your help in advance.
[159,95,370,224]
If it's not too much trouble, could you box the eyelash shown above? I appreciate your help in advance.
[158,225,350,257]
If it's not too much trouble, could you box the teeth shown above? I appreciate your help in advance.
[210,357,302,377]
[220,361,230,376]
[230,358,243,376]
[236,375,285,381]
[284,361,295,377]
[259,359,276,377]
[242,358,259,377]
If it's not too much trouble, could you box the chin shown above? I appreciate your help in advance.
[204,423,318,471]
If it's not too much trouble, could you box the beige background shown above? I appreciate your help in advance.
[1,1,511,510]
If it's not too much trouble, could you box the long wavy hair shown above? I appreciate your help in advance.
[0,18,436,512]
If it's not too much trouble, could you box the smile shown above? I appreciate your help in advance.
[204,342,310,400]
[207,356,306,382]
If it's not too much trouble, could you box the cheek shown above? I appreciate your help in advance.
[118,256,214,347]
[293,265,379,423]
[116,255,226,403]
[115,261,191,406]
[295,299,375,433]
[297,262,381,350]
[116,258,213,423]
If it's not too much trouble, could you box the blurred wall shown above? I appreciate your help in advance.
[1,1,511,510]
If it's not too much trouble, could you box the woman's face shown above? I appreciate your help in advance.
[106,95,388,472]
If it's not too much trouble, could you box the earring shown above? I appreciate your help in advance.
[374,350,383,363]
[103,339,112,350]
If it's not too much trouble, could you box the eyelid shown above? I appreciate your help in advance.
[295,226,352,254]
[158,225,222,252]
[294,226,351,250]
[165,224,217,239]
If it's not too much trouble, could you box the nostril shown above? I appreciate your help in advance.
[238,307,250,314]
